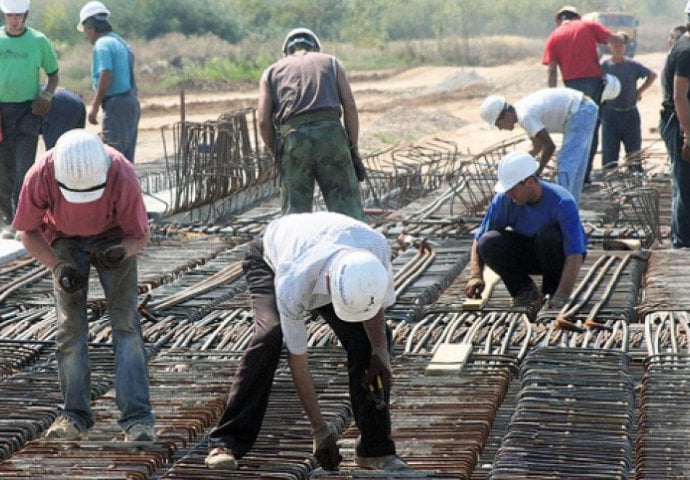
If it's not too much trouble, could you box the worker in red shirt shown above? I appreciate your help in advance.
[543,5,616,184]
[12,129,155,443]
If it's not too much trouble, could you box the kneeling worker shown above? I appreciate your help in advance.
[464,151,588,314]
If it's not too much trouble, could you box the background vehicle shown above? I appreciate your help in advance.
[583,10,638,57]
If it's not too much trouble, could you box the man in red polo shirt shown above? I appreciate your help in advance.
[12,129,155,443]
[543,5,615,184]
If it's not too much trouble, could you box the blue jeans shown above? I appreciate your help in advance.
[659,110,690,248]
[564,77,603,182]
[601,107,642,171]
[102,92,140,162]
[52,236,153,431]
[556,98,598,204]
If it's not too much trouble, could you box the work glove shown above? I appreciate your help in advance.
[350,145,367,182]
[91,243,127,271]
[312,424,341,470]
[548,292,570,309]
[464,276,485,299]
[683,141,690,163]
[53,262,87,293]
[362,346,392,395]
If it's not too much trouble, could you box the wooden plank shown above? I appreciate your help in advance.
[425,343,473,376]
[462,267,500,310]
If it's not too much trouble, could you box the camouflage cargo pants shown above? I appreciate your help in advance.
[279,120,365,221]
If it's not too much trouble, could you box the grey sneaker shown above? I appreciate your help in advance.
[511,282,544,317]
[205,447,238,470]
[44,415,82,440]
[124,422,156,442]
[355,454,410,471]
[511,282,542,307]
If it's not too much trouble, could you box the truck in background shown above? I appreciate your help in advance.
[583,10,638,57]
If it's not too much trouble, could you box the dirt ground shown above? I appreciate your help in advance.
[128,51,670,167]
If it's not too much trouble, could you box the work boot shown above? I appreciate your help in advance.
[44,415,82,440]
[355,454,410,471]
[205,447,238,470]
[511,282,544,318]
[124,422,156,442]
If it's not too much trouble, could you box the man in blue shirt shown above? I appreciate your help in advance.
[600,32,656,172]
[78,1,139,162]
[465,151,588,316]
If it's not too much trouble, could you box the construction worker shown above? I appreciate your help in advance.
[464,151,588,316]
[660,1,690,249]
[480,88,598,204]
[600,32,656,172]
[205,212,409,472]
[0,0,59,238]
[258,28,366,220]
[12,129,156,442]
[78,1,140,162]
[543,5,616,184]
[41,87,87,149]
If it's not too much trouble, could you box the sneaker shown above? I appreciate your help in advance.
[205,447,238,470]
[355,454,410,471]
[511,282,544,317]
[44,415,82,440]
[512,282,544,310]
[124,422,156,442]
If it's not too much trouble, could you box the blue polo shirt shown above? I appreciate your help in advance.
[475,180,588,255]
[91,33,133,96]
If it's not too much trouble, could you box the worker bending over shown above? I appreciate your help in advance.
[465,151,588,316]
[206,212,409,472]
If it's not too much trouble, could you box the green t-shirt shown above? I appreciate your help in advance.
[0,26,59,103]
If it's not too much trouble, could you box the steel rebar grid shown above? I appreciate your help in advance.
[310,353,518,479]
[638,249,690,315]
[635,353,690,479]
[488,347,635,479]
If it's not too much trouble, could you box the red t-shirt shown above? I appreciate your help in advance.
[542,20,611,81]
[13,146,149,244]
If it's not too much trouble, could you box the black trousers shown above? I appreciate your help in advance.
[477,226,566,297]
[208,238,396,458]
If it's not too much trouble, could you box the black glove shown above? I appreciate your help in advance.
[91,243,127,270]
[547,292,570,309]
[350,145,367,182]
[312,424,342,470]
[53,261,87,293]
[362,347,392,394]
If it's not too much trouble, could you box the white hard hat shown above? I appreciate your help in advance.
[494,151,539,193]
[1,0,29,14]
[329,249,388,323]
[556,5,579,21]
[54,129,111,204]
[480,95,506,127]
[601,73,621,102]
[77,0,109,31]
[282,27,322,56]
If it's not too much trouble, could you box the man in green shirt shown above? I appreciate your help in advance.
[0,0,59,238]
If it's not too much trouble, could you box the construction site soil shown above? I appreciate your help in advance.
[131,52,668,167]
